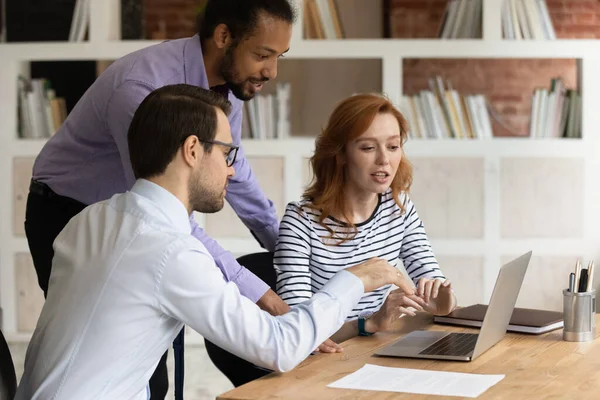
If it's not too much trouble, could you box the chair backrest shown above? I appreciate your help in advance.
[236,252,276,292]
[0,313,17,400]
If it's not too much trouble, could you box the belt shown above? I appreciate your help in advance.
[29,179,60,198]
[29,179,87,208]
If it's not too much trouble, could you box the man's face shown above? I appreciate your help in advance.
[189,108,235,213]
[220,13,292,101]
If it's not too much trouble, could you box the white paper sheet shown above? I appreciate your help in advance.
[327,364,504,398]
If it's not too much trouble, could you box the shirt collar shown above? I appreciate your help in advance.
[183,35,232,100]
[131,179,191,235]
[183,35,211,89]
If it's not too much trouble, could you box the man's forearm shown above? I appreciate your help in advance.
[256,289,291,316]
[189,217,271,302]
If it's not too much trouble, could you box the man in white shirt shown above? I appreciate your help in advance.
[15,84,414,399]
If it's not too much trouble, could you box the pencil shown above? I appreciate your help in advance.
[586,261,595,292]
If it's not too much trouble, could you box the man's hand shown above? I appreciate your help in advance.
[314,338,343,353]
[346,258,414,295]
[365,288,428,333]
[256,289,291,316]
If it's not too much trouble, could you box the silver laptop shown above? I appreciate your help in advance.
[374,251,532,362]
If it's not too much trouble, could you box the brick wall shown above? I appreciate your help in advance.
[547,0,600,39]
[387,0,448,38]
[143,0,202,39]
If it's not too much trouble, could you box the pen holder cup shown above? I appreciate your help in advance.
[563,289,596,342]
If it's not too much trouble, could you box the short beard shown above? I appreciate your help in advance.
[188,171,224,214]
[220,44,255,101]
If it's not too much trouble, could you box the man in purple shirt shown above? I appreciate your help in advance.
[23,0,343,398]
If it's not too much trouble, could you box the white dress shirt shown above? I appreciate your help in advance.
[16,179,365,400]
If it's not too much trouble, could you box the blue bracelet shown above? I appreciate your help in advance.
[358,317,374,336]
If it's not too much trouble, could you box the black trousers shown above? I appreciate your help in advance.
[24,180,169,399]
[204,252,276,387]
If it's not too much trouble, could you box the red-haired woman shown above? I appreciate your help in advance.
[274,93,457,344]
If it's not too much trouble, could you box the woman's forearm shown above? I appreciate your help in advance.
[330,319,360,343]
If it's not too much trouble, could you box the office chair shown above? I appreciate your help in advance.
[204,252,277,387]
[0,312,18,400]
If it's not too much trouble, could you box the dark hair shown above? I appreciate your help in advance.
[128,84,232,180]
[198,0,296,42]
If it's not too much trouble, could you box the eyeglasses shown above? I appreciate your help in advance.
[199,139,239,167]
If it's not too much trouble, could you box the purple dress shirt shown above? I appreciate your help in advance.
[32,35,279,302]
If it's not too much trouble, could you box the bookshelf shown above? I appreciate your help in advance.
[402,59,581,138]
[1,0,600,344]
[5,39,600,60]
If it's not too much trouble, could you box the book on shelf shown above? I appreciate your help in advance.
[121,0,145,40]
[502,0,556,40]
[437,0,483,39]
[304,0,344,39]
[17,76,67,140]
[1,0,5,43]
[242,82,291,140]
[401,75,493,140]
[68,0,89,42]
[529,77,581,138]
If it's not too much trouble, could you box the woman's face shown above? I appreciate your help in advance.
[345,112,403,196]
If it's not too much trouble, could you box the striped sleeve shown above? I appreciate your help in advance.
[399,195,446,284]
[274,203,314,306]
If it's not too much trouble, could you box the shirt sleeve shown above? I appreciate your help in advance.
[225,103,280,251]
[189,214,269,303]
[399,195,446,284]
[157,240,365,373]
[105,80,156,189]
[274,203,313,306]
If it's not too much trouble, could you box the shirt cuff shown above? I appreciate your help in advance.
[233,265,270,303]
[251,223,279,252]
[319,269,364,307]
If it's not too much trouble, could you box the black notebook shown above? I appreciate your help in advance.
[434,304,564,334]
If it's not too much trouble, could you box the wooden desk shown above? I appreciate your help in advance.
[218,313,600,399]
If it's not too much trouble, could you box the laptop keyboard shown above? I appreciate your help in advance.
[418,333,478,357]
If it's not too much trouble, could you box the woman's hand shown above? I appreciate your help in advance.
[417,278,451,303]
[366,288,428,333]
[416,278,456,315]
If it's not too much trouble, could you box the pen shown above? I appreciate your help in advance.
[569,272,575,292]
[578,268,589,293]
[574,258,582,293]
[586,261,595,292]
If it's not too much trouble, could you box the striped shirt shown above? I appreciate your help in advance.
[274,189,445,320]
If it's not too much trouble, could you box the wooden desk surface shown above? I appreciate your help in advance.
[217,313,600,400]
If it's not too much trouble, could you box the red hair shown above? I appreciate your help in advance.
[303,93,413,241]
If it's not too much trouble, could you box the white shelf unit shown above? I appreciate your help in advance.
[1,0,600,343]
